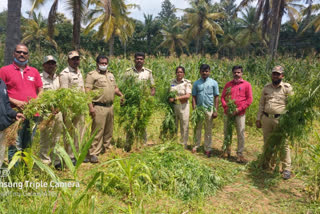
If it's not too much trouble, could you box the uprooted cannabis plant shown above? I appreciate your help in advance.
[119,76,155,151]
[159,90,177,141]
[260,74,320,166]
[222,87,238,151]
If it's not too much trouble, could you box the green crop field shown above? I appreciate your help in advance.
[0,53,320,213]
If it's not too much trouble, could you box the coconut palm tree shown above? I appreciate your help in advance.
[158,26,189,56]
[21,12,58,52]
[31,0,86,50]
[237,0,303,59]
[4,0,22,65]
[236,6,266,49]
[178,0,224,54]
[143,14,161,52]
[84,0,136,56]
[302,3,320,32]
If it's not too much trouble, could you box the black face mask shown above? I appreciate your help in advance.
[272,79,282,85]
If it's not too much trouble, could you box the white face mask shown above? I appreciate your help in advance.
[98,65,108,71]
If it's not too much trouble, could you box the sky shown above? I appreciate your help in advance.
[0,0,192,21]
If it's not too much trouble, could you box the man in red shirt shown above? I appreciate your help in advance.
[221,65,252,163]
[0,43,43,161]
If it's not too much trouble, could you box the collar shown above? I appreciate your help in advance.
[201,77,210,82]
[95,68,109,75]
[133,66,145,73]
[43,71,56,80]
[273,81,284,88]
[174,78,185,84]
[12,62,29,71]
[68,66,80,74]
[231,78,244,84]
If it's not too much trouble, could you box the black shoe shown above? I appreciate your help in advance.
[83,157,90,163]
[283,170,291,180]
[54,162,62,170]
[90,155,98,163]
[71,158,77,166]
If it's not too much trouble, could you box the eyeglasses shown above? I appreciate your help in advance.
[15,51,29,55]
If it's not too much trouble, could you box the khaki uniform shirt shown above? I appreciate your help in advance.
[85,69,116,104]
[170,78,192,103]
[41,72,60,91]
[257,82,293,120]
[59,66,84,92]
[125,67,155,86]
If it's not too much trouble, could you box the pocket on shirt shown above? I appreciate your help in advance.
[205,86,213,95]
[197,84,204,92]
[96,79,108,87]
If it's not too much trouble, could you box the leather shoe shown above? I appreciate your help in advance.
[221,151,230,158]
[90,155,99,163]
[54,162,62,170]
[83,157,90,163]
[283,170,291,180]
[236,155,247,163]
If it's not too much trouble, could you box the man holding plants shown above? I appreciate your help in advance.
[169,66,192,148]
[39,55,63,166]
[0,79,25,167]
[221,65,252,163]
[125,52,155,96]
[0,43,43,162]
[59,51,85,165]
[192,64,219,157]
[125,52,155,144]
[256,65,293,180]
[84,55,124,163]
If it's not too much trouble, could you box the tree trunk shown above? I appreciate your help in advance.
[109,34,114,57]
[268,0,284,59]
[124,41,127,58]
[4,0,21,65]
[72,0,81,50]
[195,37,200,55]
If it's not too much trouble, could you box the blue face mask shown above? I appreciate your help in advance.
[14,57,28,66]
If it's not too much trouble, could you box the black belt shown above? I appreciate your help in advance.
[263,111,280,118]
[93,102,113,107]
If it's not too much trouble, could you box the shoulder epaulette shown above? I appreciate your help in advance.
[265,83,272,87]
[60,68,69,73]
[144,68,152,73]
[88,70,95,75]
[283,83,291,88]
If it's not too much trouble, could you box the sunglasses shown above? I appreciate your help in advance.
[15,50,29,55]
[46,61,56,65]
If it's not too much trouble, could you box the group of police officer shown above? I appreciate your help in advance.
[0,43,293,179]
[168,63,292,180]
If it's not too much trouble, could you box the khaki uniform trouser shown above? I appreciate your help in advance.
[89,105,114,156]
[0,131,5,168]
[194,110,213,152]
[63,114,84,159]
[223,114,245,155]
[262,115,291,171]
[39,112,63,165]
[173,103,190,146]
